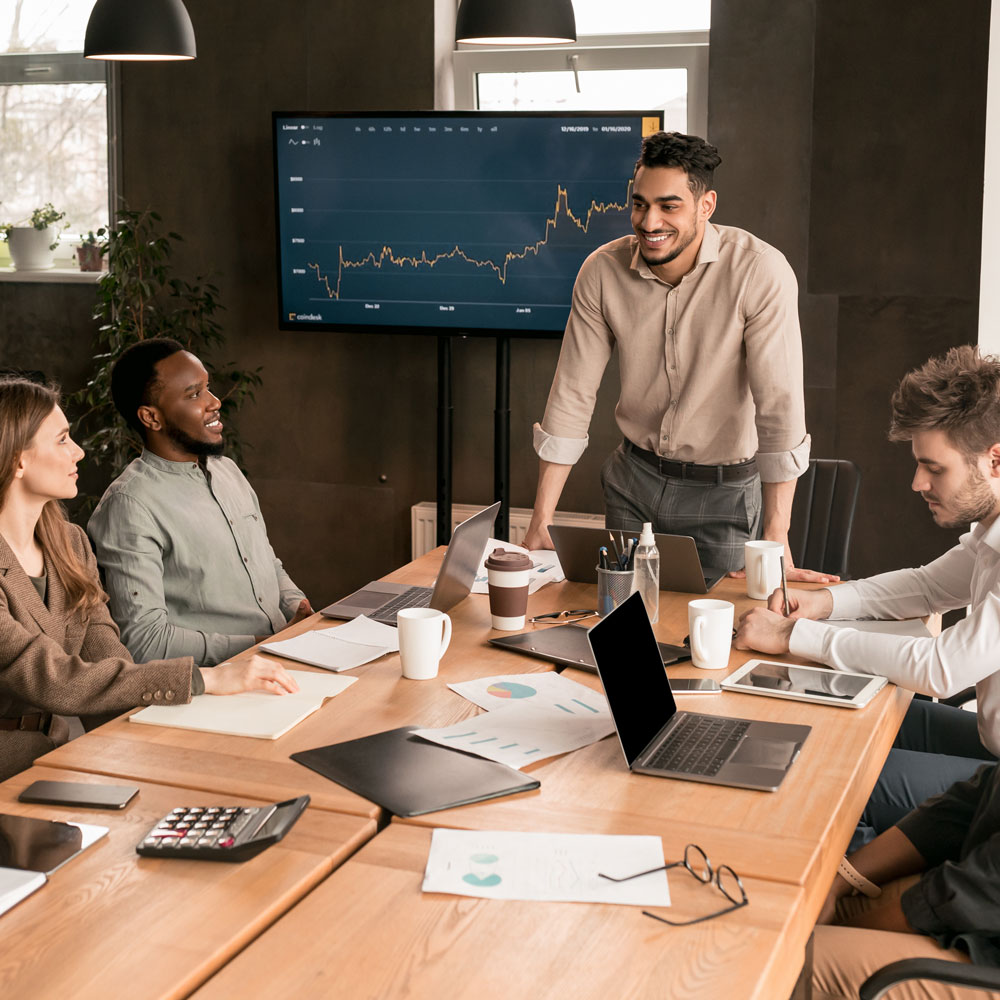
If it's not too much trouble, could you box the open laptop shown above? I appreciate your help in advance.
[549,525,724,593]
[587,592,810,791]
[321,502,500,625]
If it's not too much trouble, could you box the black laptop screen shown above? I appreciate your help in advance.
[587,592,677,766]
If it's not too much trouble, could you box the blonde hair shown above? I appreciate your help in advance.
[0,378,103,614]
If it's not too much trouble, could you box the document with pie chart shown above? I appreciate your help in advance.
[447,672,611,717]
[422,829,669,906]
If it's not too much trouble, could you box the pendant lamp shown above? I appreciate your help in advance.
[84,0,197,61]
[455,0,577,45]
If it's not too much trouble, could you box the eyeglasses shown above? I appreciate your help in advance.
[599,843,748,926]
[529,609,598,624]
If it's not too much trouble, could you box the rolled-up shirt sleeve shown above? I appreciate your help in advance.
[744,250,808,482]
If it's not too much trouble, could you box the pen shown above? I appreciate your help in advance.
[626,537,638,570]
[779,554,789,617]
[599,546,609,570]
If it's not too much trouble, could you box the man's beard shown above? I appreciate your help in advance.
[638,226,697,269]
[928,464,998,528]
[164,422,225,457]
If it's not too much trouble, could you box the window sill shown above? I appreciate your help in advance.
[0,267,104,284]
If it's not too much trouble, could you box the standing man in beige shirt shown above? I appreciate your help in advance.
[524,131,827,579]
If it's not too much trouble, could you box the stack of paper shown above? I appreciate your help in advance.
[412,672,614,770]
[471,538,565,595]
[129,669,357,739]
[261,616,399,671]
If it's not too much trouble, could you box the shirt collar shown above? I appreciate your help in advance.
[630,222,721,284]
[138,448,208,477]
[973,515,1000,556]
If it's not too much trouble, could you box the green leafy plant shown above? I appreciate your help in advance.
[80,229,103,247]
[0,202,69,250]
[68,208,263,506]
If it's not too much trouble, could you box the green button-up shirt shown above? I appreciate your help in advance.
[88,450,305,666]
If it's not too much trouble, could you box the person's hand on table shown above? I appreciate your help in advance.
[523,523,554,551]
[200,656,300,696]
[766,586,834,621]
[734,608,796,655]
[287,598,314,626]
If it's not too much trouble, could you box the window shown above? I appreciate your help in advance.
[1,0,111,250]
[453,1,710,136]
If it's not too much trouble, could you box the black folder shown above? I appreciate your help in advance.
[291,726,540,817]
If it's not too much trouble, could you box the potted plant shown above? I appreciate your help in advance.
[76,229,105,272]
[0,203,68,271]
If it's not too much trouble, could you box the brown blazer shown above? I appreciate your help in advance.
[0,522,195,780]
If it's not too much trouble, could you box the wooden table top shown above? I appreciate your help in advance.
[0,766,376,1000]
[189,822,808,1000]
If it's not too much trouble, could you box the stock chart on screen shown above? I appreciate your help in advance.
[272,111,663,336]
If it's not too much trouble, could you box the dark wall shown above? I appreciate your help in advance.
[710,0,989,577]
[0,0,989,600]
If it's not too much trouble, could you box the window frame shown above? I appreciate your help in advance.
[453,30,709,137]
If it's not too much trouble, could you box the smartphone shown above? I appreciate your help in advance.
[669,678,722,694]
[18,780,139,810]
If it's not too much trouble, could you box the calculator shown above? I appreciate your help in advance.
[135,795,310,861]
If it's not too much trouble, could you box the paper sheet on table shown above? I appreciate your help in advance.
[448,671,610,717]
[471,538,565,595]
[261,615,398,670]
[412,701,613,769]
[825,618,933,638]
[422,828,670,906]
[130,669,357,739]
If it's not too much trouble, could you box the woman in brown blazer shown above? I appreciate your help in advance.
[0,378,298,780]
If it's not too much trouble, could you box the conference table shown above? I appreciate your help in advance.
[8,548,911,999]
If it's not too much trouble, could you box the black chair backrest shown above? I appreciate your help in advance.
[787,459,861,578]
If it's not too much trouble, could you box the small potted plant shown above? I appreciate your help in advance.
[75,229,105,272]
[0,203,69,271]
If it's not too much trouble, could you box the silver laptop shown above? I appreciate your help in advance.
[549,525,724,593]
[321,502,500,625]
[587,592,810,792]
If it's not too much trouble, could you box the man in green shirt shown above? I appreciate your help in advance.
[89,338,312,666]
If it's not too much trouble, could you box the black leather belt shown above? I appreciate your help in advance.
[0,712,52,733]
[625,440,758,483]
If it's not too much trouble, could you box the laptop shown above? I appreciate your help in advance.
[549,525,724,593]
[587,592,810,791]
[321,502,500,625]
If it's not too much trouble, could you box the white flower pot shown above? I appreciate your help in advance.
[7,227,56,270]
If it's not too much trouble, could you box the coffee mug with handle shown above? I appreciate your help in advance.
[397,608,452,680]
[744,540,784,601]
[687,599,735,670]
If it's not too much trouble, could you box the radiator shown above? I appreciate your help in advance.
[410,502,605,559]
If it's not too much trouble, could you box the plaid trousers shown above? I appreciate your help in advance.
[600,442,762,575]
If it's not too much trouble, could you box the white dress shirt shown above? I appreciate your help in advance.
[790,517,1000,755]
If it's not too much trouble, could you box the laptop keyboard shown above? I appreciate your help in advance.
[370,586,434,624]
[646,714,750,776]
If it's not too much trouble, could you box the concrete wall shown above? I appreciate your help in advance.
[1,0,989,599]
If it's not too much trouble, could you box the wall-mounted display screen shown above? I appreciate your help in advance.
[272,111,664,336]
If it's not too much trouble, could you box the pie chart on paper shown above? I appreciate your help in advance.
[486,681,537,700]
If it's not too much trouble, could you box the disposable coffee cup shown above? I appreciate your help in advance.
[485,548,533,630]
[744,540,784,600]
[687,599,735,670]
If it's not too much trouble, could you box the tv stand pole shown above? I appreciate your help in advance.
[436,335,453,546]
[494,335,510,541]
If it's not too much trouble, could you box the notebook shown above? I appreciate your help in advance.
[548,525,724,593]
[587,592,810,792]
[321,502,501,624]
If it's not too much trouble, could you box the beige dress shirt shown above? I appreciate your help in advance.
[534,224,810,482]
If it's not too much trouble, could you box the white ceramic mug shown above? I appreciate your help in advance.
[687,599,735,670]
[744,540,784,601]
[397,608,452,680]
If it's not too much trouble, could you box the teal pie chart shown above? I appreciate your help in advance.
[486,681,536,699]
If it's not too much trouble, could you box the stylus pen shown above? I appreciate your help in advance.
[779,554,789,617]
[599,546,610,570]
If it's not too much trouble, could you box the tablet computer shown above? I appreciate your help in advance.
[721,659,887,709]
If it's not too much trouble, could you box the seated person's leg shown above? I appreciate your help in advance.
[850,748,992,852]
[894,698,996,760]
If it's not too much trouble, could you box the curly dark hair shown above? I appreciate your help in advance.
[634,131,722,197]
[889,345,1000,458]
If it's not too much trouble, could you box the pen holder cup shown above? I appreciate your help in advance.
[596,567,635,617]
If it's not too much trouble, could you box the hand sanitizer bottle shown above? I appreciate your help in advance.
[630,522,660,623]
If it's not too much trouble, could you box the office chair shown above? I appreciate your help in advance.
[860,957,1000,998]
[788,459,862,579]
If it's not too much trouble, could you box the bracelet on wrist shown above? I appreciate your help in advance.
[837,856,882,898]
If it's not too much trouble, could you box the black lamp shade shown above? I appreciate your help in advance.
[456,0,577,45]
[84,0,197,61]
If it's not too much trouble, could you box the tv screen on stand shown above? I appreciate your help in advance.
[272,110,665,337]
